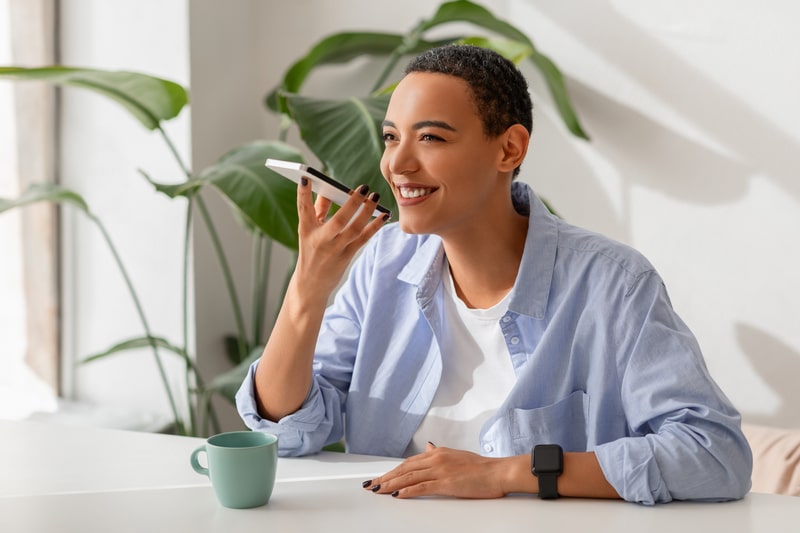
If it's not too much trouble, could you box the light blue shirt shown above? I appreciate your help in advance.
[237,182,752,504]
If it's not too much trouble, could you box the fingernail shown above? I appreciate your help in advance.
[391,490,400,498]
[358,184,369,196]
[371,484,381,492]
[369,192,380,203]
[382,213,390,222]
[427,441,437,448]
[300,177,308,187]
[361,480,372,488]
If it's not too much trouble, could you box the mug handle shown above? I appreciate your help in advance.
[190,445,209,477]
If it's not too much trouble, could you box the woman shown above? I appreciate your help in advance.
[237,45,752,504]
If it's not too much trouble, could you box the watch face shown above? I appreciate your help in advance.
[534,444,563,473]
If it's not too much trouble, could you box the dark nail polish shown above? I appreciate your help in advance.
[391,490,400,498]
[371,484,381,492]
[361,480,372,488]
[370,192,380,203]
[300,177,308,187]
[358,184,369,196]
[382,213,390,222]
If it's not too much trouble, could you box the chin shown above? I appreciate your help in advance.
[397,216,428,235]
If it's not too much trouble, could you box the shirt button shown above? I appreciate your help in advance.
[502,315,512,323]
[510,336,520,345]
[483,443,493,453]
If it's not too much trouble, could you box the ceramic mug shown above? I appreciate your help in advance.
[190,431,278,508]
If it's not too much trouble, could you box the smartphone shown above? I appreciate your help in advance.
[265,158,392,219]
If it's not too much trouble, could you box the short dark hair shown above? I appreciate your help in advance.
[404,44,533,138]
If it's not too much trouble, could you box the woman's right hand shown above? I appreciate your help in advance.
[294,177,388,299]
[253,177,387,421]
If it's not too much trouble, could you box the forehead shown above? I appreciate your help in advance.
[385,72,480,125]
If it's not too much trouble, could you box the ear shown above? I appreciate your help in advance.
[496,124,530,174]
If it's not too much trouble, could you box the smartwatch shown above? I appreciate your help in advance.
[531,444,563,499]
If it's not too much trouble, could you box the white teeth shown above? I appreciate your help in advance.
[399,187,433,199]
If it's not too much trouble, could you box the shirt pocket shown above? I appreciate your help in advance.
[507,390,589,453]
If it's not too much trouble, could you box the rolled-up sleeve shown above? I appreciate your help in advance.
[235,360,345,456]
[594,272,752,504]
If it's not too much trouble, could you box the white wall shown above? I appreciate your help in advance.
[58,0,799,430]
[506,0,800,427]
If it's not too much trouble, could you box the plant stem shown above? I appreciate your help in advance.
[157,125,231,434]
[252,234,272,348]
[90,214,185,435]
[158,126,191,178]
[371,50,403,94]
[194,194,249,361]
[371,23,425,93]
[160,125,248,356]
[250,235,262,350]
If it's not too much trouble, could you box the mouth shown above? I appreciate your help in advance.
[399,187,435,199]
[396,184,438,201]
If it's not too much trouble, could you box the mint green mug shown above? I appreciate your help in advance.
[190,431,278,509]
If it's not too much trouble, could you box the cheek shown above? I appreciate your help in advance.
[379,153,390,181]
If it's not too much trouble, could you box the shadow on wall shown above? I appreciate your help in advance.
[517,1,800,427]
[529,0,799,206]
[736,323,800,429]
[569,79,750,206]
[523,108,630,242]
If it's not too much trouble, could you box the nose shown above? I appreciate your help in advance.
[382,137,418,178]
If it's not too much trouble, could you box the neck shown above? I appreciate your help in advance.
[442,203,528,310]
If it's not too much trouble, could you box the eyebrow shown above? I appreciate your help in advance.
[382,120,457,132]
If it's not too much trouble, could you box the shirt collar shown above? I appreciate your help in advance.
[510,181,557,319]
[397,234,446,306]
[396,181,557,319]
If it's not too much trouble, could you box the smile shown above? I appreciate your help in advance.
[398,187,435,199]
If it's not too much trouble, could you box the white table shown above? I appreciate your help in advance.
[2,420,798,532]
[0,419,401,498]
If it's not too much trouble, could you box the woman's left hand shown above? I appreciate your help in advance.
[363,443,512,499]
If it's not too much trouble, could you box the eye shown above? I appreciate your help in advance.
[420,133,443,142]
[382,131,397,142]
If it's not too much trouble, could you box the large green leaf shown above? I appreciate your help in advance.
[0,66,188,130]
[267,32,404,113]
[422,0,529,41]
[285,93,395,215]
[458,36,533,65]
[139,169,202,199]
[266,32,451,113]
[0,182,90,214]
[81,335,190,366]
[419,0,589,139]
[197,141,304,250]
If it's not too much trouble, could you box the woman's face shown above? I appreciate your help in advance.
[380,72,507,237]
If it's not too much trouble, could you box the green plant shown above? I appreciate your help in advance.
[0,0,586,437]
[0,68,285,436]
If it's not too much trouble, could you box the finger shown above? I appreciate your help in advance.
[341,197,389,253]
[389,480,440,499]
[313,194,333,224]
[367,463,438,496]
[324,184,371,236]
[362,450,434,493]
[296,178,317,229]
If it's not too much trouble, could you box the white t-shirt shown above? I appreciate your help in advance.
[405,263,518,456]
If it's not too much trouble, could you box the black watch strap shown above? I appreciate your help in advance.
[531,444,563,500]
[537,472,559,499]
